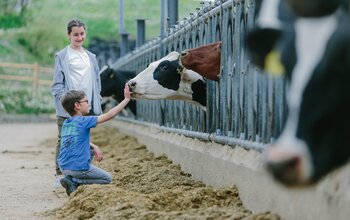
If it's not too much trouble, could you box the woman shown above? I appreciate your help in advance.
[51,19,102,177]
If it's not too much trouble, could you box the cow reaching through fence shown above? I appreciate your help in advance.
[126,41,222,109]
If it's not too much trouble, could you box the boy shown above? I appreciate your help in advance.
[58,84,131,196]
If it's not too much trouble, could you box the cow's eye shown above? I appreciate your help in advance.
[109,74,114,79]
[161,66,168,71]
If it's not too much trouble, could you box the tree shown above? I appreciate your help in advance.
[0,0,29,15]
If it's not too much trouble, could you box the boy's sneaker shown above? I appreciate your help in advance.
[60,175,78,196]
[54,174,64,188]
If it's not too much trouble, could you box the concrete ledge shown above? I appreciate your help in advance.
[110,120,350,220]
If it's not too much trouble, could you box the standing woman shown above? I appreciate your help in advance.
[51,19,102,177]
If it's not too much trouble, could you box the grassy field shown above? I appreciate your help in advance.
[0,0,204,114]
[0,0,202,65]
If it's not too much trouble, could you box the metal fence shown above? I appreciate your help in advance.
[112,0,288,151]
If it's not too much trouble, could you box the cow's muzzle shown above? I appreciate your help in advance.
[128,80,137,89]
[264,147,312,187]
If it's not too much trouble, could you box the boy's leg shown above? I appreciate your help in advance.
[60,175,78,196]
[55,116,67,175]
[63,165,112,185]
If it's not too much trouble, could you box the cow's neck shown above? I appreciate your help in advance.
[175,69,206,108]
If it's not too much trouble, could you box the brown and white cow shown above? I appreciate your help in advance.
[125,42,222,109]
[180,41,221,81]
[127,51,207,109]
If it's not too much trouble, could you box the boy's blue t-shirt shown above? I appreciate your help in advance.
[58,115,98,171]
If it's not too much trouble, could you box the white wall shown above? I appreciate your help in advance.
[110,120,350,220]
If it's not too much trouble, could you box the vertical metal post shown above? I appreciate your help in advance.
[119,0,129,57]
[119,0,125,34]
[167,0,178,28]
[120,33,129,57]
[136,19,145,48]
[160,0,167,57]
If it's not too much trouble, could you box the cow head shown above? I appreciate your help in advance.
[180,41,221,81]
[100,65,116,97]
[246,0,295,72]
[261,0,350,186]
[287,0,339,17]
[264,134,314,186]
[127,51,206,108]
[100,65,137,115]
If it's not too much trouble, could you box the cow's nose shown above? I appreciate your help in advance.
[266,157,301,186]
[129,81,137,89]
[180,50,188,56]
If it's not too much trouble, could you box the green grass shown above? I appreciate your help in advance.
[0,0,201,66]
[0,81,54,114]
[0,13,25,29]
[0,30,40,64]
[6,0,199,64]
[0,0,202,114]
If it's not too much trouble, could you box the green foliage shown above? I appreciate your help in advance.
[16,25,67,64]
[0,0,201,65]
[0,0,29,29]
[0,0,202,114]
[0,31,39,64]
[0,13,25,29]
[0,44,11,56]
[0,82,54,114]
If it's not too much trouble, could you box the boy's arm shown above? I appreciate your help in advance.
[97,84,131,124]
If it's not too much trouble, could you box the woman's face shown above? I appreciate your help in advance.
[68,26,86,49]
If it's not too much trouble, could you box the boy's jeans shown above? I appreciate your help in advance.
[61,165,112,185]
[55,116,67,175]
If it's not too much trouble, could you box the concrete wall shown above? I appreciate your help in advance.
[110,120,350,220]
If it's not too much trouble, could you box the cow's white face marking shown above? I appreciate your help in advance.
[130,52,180,99]
[257,0,282,29]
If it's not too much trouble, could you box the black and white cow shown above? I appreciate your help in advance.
[248,0,350,186]
[127,51,206,109]
[100,65,137,115]
[246,0,295,71]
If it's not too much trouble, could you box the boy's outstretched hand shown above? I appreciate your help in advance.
[97,83,132,124]
[124,83,131,100]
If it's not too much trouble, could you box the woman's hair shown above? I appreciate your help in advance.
[67,19,86,34]
[61,90,86,116]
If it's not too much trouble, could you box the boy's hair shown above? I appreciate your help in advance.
[67,19,86,34]
[61,90,86,116]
